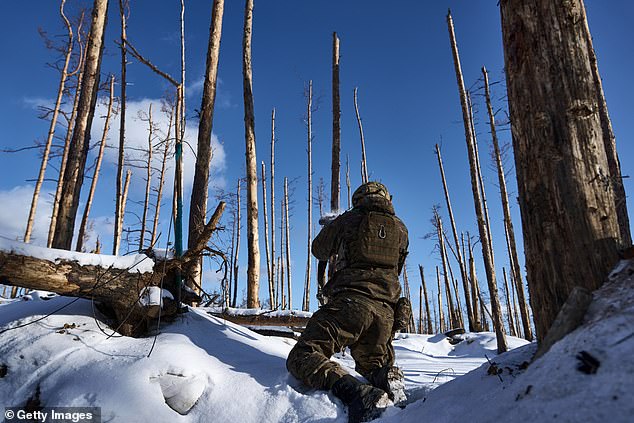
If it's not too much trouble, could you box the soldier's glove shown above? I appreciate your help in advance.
[392,297,412,333]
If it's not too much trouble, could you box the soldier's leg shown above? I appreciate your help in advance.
[348,299,406,402]
[286,296,373,390]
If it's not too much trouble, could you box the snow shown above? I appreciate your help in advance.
[1,259,632,422]
[139,287,174,307]
[0,237,155,273]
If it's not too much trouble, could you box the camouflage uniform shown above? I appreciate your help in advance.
[287,182,409,391]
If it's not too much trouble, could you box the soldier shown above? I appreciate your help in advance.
[286,181,409,423]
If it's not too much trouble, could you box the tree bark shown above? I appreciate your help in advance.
[188,0,225,294]
[76,75,115,252]
[346,155,351,210]
[114,0,128,255]
[353,87,369,184]
[25,0,74,244]
[436,214,457,329]
[467,234,481,331]
[331,32,341,212]
[242,0,260,308]
[500,0,629,340]
[447,10,506,352]
[482,66,534,341]
[52,0,108,250]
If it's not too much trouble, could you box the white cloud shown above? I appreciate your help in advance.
[90,97,227,200]
[0,185,54,246]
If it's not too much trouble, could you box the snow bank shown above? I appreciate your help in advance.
[0,237,155,273]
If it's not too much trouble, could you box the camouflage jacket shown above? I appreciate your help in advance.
[312,195,408,305]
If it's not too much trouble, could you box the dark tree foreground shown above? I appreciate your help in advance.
[500,0,631,341]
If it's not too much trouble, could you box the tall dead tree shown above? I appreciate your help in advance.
[353,87,369,184]
[284,177,292,310]
[188,0,225,293]
[502,267,517,337]
[447,10,506,352]
[435,213,457,329]
[76,75,115,252]
[48,30,86,248]
[138,103,154,251]
[419,265,433,334]
[435,144,474,330]
[150,105,174,247]
[262,162,274,308]
[436,266,445,333]
[304,81,313,312]
[52,0,109,250]
[482,67,533,341]
[331,32,341,213]
[242,0,260,308]
[232,179,241,308]
[500,0,630,340]
[114,0,128,255]
[270,108,276,303]
[346,155,351,210]
[25,0,74,243]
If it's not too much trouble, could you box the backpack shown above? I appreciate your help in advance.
[347,211,401,268]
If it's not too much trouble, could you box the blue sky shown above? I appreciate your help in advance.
[1,1,632,313]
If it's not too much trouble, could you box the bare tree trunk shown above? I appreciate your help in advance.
[304,81,313,312]
[579,1,631,245]
[227,210,236,308]
[150,106,174,247]
[353,87,369,184]
[284,177,292,310]
[436,266,445,333]
[242,0,260,308]
[466,233,481,331]
[270,108,276,304]
[114,0,128,255]
[280,203,286,309]
[331,32,341,212]
[500,0,629,341]
[436,214,457,329]
[502,267,517,337]
[262,162,273,309]
[419,265,433,334]
[179,0,186,141]
[52,0,108,250]
[419,284,423,334]
[510,265,522,338]
[76,75,114,252]
[432,295,438,333]
[49,41,86,248]
[232,179,241,308]
[138,103,154,251]
[120,169,132,251]
[346,154,351,210]
[447,10,506,352]
[25,0,74,243]
[482,67,534,341]
[403,265,416,332]
[435,144,474,330]
[188,0,225,294]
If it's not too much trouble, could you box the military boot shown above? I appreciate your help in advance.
[331,374,392,423]
[368,365,406,405]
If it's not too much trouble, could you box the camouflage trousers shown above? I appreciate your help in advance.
[286,293,395,390]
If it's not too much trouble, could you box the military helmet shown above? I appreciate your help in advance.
[352,181,391,208]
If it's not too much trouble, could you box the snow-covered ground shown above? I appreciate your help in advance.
[1,258,633,423]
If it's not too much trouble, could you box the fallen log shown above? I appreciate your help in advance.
[0,202,226,337]
[208,310,311,329]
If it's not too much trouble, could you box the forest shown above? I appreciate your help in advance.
[0,1,632,422]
